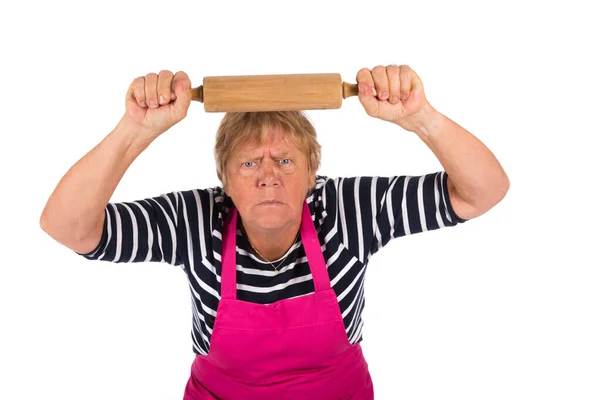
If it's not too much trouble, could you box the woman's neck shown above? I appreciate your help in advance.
[240,218,301,261]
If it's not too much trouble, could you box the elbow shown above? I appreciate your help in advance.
[39,201,59,236]
[478,172,511,216]
[489,171,510,203]
[39,212,65,251]
[40,207,105,255]
[39,208,63,238]
[496,172,510,204]
[39,210,63,244]
[449,172,510,220]
[39,210,52,235]
[39,209,81,247]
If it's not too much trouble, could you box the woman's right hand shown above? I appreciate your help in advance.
[123,70,192,139]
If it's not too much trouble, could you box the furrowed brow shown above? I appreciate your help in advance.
[243,151,291,160]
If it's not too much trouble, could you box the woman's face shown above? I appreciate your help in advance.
[224,127,316,232]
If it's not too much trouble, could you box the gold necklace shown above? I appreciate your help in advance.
[246,230,300,276]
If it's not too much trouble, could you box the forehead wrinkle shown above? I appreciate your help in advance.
[241,143,293,159]
[235,128,300,162]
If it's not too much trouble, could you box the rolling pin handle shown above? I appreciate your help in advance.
[342,82,359,99]
[190,85,204,102]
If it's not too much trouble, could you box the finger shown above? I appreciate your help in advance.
[157,70,174,105]
[386,64,401,104]
[356,68,376,96]
[399,65,412,100]
[145,73,159,108]
[129,76,147,107]
[371,65,389,100]
[355,68,378,117]
[171,71,192,114]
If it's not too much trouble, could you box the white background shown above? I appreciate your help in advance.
[1,0,598,399]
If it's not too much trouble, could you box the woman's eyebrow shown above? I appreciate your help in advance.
[243,151,291,160]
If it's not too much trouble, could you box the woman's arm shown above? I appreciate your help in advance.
[40,69,192,255]
[39,117,154,254]
[404,102,510,220]
[355,64,510,220]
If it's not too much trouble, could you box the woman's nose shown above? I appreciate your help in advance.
[258,162,280,186]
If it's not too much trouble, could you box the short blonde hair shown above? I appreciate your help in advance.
[214,111,322,187]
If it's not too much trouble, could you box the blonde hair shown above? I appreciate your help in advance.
[214,111,322,188]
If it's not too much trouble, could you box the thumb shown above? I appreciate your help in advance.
[172,71,192,114]
[357,82,379,117]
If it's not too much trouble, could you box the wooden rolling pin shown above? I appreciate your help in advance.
[189,73,359,112]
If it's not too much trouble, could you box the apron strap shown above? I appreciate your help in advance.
[220,207,238,300]
[300,201,331,293]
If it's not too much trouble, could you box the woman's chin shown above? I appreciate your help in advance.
[252,211,289,229]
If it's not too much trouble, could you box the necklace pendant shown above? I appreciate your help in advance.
[274,270,278,276]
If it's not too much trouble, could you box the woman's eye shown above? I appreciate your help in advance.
[243,161,255,168]
[280,159,291,165]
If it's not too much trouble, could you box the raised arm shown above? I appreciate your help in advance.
[40,70,192,254]
[355,64,509,220]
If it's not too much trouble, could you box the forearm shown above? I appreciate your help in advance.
[404,102,510,214]
[40,117,154,246]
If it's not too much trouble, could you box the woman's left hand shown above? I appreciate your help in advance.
[356,64,430,132]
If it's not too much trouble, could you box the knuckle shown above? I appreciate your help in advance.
[372,65,385,74]
[400,65,412,79]
[132,78,145,92]
[174,70,188,79]
[387,64,400,74]
[356,67,371,80]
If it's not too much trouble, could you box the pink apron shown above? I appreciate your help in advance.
[183,201,374,399]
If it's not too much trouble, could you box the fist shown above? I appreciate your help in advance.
[124,70,192,137]
[356,64,429,131]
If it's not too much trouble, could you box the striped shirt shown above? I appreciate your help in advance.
[78,172,467,355]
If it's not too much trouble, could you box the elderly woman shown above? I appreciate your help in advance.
[40,64,509,399]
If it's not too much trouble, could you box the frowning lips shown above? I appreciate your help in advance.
[258,200,282,205]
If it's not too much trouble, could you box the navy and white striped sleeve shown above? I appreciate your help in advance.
[76,192,182,266]
[334,171,468,264]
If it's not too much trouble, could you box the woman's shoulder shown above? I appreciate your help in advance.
[176,184,231,205]
[313,175,338,194]
[167,185,233,229]
[311,175,342,204]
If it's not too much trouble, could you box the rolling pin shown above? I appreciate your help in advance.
[189,73,359,112]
